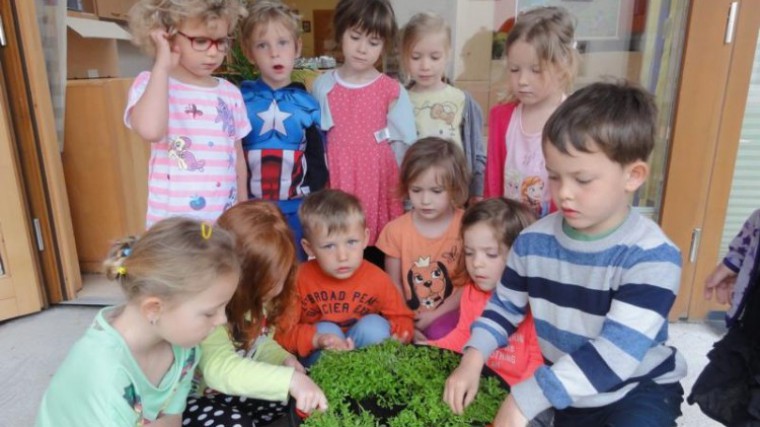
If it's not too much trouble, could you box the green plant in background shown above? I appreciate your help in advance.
[303,341,508,427]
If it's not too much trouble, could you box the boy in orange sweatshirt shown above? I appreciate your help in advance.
[276,189,414,365]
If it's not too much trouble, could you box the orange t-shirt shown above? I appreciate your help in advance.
[376,209,464,332]
[275,260,414,357]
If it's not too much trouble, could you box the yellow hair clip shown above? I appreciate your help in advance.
[201,222,213,240]
[116,266,127,277]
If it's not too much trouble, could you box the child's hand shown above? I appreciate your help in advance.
[392,330,411,344]
[283,355,306,373]
[150,29,180,71]
[704,263,737,305]
[413,329,427,344]
[289,371,328,414]
[444,349,484,415]
[314,333,354,351]
[492,395,528,427]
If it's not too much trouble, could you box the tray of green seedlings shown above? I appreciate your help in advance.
[291,340,508,427]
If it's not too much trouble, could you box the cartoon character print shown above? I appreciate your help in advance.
[504,169,522,200]
[168,136,205,171]
[415,101,459,140]
[185,103,203,119]
[215,97,236,137]
[122,383,145,425]
[521,175,546,217]
[405,256,454,311]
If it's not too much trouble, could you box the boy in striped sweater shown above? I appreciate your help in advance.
[444,82,687,427]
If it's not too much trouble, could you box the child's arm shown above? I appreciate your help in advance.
[383,256,404,296]
[377,272,415,342]
[199,326,295,402]
[429,285,480,352]
[236,140,248,202]
[128,30,178,142]
[387,85,418,165]
[483,103,517,198]
[462,92,486,199]
[303,125,329,192]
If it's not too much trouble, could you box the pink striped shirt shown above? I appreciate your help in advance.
[124,72,251,227]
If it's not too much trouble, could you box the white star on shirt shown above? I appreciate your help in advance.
[257,100,291,136]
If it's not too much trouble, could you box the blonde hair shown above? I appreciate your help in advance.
[128,0,247,56]
[239,0,301,56]
[103,217,240,301]
[399,12,451,79]
[507,6,579,92]
[299,189,366,241]
[398,137,470,208]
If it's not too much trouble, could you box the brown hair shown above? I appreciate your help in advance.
[398,137,470,208]
[216,200,297,350]
[333,0,397,54]
[543,80,657,165]
[299,189,366,241]
[506,6,579,92]
[239,0,301,57]
[103,217,239,301]
[399,12,451,78]
[128,0,247,56]
[452,198,536,285]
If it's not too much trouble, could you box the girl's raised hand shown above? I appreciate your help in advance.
[283,355,306,373]
[150,29,180,71]
[289,371,328,413]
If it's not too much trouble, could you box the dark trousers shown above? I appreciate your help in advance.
[554,380,684,427]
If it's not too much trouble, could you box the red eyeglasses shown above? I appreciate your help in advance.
[176,31,233,53]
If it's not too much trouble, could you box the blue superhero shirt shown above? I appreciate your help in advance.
[241,80,328,201]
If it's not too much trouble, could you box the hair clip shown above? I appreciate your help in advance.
[116,266,127,278]
[122,247,132,257]
[201,222,213,240]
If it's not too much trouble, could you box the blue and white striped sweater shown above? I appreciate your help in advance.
[467,211,687,419]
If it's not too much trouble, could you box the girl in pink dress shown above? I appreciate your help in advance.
[311,0,416,264]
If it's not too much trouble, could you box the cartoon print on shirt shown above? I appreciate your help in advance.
[122,383,144,422]
[257,100,292,136]
[184,103,203,119]
[504,169,522,200]
[521,175,545,217]
[414,101,459,140]
[215,97,236,137]
[405,256,453,311]
[168,136,205,171]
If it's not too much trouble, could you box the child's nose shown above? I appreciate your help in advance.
[336,245,348,260]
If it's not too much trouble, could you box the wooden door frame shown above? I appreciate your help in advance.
[0,1,81,303]
[662,0,759,320]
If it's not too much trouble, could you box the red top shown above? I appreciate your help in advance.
[484,102,519,198]
[430,282,543,385]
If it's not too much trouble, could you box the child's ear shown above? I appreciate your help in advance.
[624,160,649,193]
[301,238,315,258]
[140,296,163,324]
[362,228,370,249]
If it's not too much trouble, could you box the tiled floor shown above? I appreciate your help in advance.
[0,276,726,427]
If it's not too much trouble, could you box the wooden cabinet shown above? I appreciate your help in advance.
[63,78,149,272]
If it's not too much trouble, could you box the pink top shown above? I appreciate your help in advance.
[322,72,404,245]
[430,283,543,386]
[125,72,251,226]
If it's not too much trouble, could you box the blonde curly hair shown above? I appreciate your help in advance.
[128,0,247,56]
